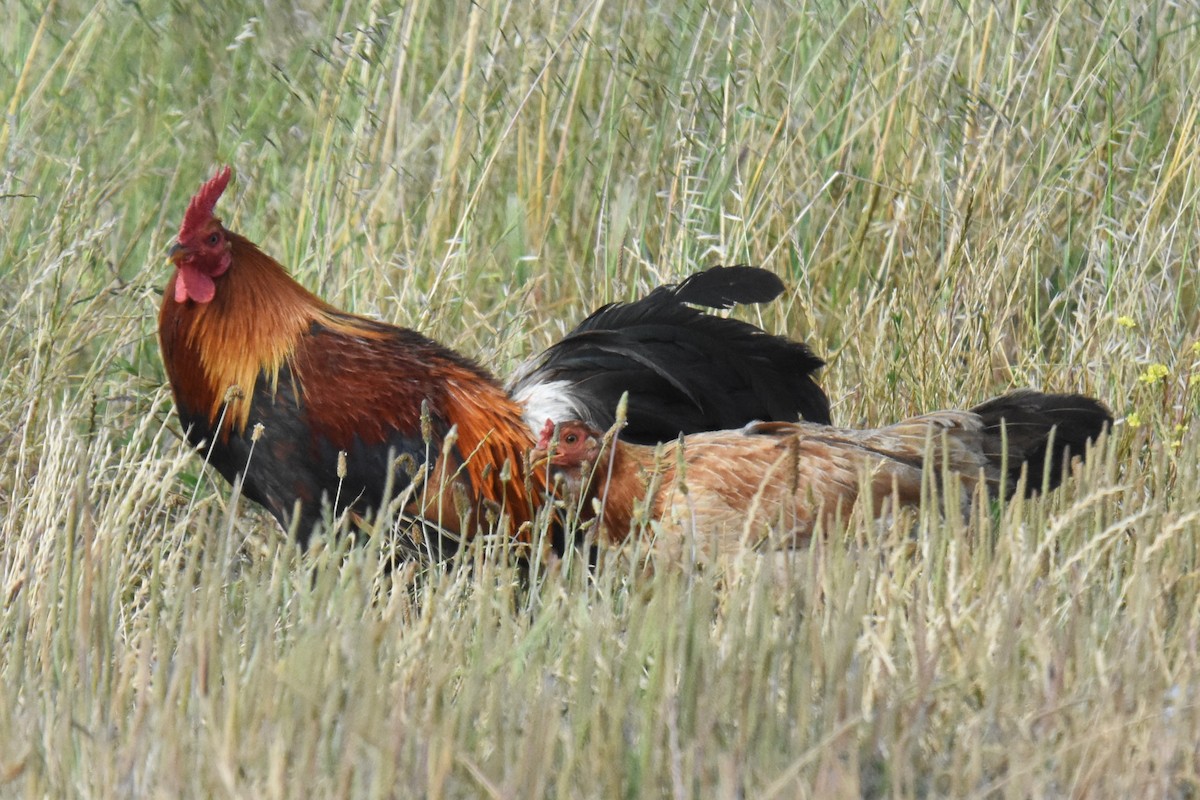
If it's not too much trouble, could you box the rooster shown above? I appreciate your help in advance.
[158,167,830,552]
[534,391,1111,563]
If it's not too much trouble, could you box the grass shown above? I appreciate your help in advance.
[2,0,1200,795]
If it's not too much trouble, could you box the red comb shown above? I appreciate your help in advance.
[536,419,557,450]
[179,166,232,239]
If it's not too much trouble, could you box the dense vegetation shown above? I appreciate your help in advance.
[2,0,1198,795]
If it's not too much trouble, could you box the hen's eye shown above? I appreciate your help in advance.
[563,433,578,445]
[207,233,220,246]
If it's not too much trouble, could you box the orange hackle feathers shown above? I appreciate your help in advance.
[439,387,544,538]
[161,232,334,436]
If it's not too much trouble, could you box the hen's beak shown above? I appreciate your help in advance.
[167,242,185,261]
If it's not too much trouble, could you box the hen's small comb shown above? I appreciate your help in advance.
[536,419,557,450]
[179,166,233,240]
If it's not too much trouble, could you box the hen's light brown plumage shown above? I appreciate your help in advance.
[536,391,1111,563]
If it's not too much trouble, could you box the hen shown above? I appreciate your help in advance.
[158,167,829,552]
[535,391,1112,563]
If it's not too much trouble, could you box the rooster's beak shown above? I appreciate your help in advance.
[167,242,185,261]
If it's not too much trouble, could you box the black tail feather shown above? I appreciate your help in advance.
[668,265,787,308]
[971,390,1112,495]
[510,266,831,442]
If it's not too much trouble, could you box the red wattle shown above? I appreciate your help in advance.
[176,265,216,303]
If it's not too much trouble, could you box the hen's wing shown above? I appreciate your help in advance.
[650,416,981,547]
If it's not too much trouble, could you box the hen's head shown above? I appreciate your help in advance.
[540,419,603,470]
[168,166,234,304]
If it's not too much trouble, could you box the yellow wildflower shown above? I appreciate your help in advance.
[1138,364,1170,384]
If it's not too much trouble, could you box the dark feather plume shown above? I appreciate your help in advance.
[971,390,1112,495]
[668,265,786,308]
[509,266,831,443]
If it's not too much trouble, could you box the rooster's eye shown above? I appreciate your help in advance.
[207,233,220,246]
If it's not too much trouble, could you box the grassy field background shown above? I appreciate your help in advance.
[3,0,1199,796]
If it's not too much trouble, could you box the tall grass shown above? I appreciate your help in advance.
[2,0,1199,795]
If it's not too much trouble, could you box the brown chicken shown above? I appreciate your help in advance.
[157,167,831,554]
[535,391,1111,563]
